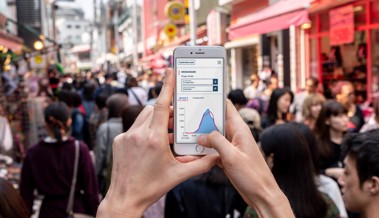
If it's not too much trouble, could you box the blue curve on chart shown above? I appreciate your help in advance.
[187,109,219,134]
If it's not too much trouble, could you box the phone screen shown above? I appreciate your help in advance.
[175,58,224,144]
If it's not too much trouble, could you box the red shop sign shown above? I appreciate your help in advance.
[329,5,354,46]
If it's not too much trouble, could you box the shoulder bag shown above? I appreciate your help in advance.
[66,140,95,218]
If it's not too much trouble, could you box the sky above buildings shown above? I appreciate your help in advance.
[58,0,96,19]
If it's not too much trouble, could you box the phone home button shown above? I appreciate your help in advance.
[195,145,205,154]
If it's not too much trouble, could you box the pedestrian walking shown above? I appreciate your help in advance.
[20,102,99,218]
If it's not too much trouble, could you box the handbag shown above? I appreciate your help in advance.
[66,140,95,218]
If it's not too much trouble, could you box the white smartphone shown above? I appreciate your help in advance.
[173,46,226,155]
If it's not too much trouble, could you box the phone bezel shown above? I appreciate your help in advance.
[173,46,226,155]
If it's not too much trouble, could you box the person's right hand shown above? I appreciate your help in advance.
[96,69,218,218]
[198,100,294,218]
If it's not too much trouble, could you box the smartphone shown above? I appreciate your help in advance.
[173,46,226,155]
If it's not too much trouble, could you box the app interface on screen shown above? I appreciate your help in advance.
[176,58,224,144]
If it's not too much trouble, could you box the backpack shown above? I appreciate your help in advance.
[246,97,267,115]
[71,109,94,150]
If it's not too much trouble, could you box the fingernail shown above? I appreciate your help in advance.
[198,135,205,144]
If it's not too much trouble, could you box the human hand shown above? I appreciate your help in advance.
[325,167,344,180]
[198,100,294,218]
[97,69,218,218]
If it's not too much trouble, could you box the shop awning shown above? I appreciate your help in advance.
[228,0,311,40]
[0,32,24,51]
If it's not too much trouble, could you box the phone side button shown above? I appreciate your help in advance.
[195,145,205,154]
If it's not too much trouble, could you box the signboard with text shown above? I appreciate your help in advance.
[330,5,354,45]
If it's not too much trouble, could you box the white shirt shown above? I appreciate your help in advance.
[360,115,378,133]
[128,87,148,106]
[244,86,259,99]
[291,91,309,122]
[0,116,13,151]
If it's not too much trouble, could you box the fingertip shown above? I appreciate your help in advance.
[164,68,174,83]
[197,135,206,144]
[226,99,239,114]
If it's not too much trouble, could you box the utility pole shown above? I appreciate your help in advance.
[113,1,120,70]
[51,1,61,63]
[189,0,196,46]
[90,0,97,67]
[52,1,56,43]
[132,0,138,72]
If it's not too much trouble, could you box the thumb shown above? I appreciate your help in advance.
[198,131,235,159]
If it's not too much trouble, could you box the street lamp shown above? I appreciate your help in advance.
[301,21,312,30]
[34,40,44,50]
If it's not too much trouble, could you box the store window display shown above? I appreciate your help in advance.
[308,1,379,104]
[320,32,368,103]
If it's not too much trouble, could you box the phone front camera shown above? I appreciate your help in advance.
[190,52,193,54]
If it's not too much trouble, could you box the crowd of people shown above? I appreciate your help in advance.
[0,66,378,218]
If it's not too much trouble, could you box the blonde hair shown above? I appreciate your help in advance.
[302,93,326,119]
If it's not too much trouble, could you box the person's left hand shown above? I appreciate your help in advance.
[97,69,218,218]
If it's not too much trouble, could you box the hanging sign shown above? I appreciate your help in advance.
[330,5,354,45]
[165,1,186,21]
[164,23,177,38]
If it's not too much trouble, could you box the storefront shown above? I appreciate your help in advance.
[308,0,379,103]
[223,1,268,90]
[226,0,311,90]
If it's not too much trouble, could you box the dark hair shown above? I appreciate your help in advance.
[306,76,319,88]
[266,87,293,122]
[71,92,82,108]
[82,82,96,101]
[260,124,327,218]
[343,129,379,187]
[107,93,129,119]
[57,90,74,107]
[44,102,71,142]
[228,89,248,106]
[95,93,108,110]
[289,122,320,175]
[47,65,57,75]
[197,166,229,185]
[127,77,138,88]
[0,178,29,218]
[104,73,113,80]
[114,88,129,96]
[315,100,347,159]
[122,105,144,132]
